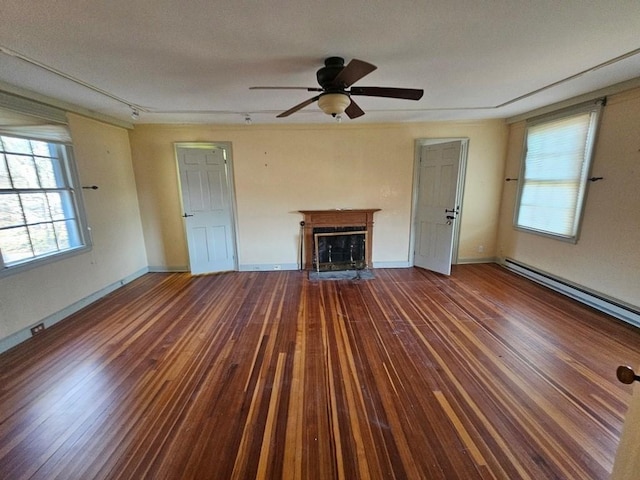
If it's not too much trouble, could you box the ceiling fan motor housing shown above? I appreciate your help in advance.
[316,57,346,89]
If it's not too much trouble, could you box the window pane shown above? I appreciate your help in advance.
[47,191,74,220]
[0,193,25,228]
[0,226,33,263]
[0,155,11,188]
[7,154,39,188]
[35,156,61,188]
[21,192,52,224]
[29,223,58,256]
[31,140,56,158]
[54,219,80,249]
[1,136,32,154]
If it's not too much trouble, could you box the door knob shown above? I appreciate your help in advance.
[182,213,194,218]
[617,365,640,384]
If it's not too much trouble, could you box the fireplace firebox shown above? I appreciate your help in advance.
[314,227,367,271]
[299,209,380,271]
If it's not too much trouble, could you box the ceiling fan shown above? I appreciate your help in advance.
[250,57,424,119]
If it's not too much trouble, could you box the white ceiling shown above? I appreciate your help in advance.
[1,0,640,126]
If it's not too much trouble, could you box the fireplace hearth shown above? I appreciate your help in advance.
[299,209,380,271]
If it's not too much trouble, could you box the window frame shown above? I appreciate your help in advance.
[0,131,91,277]
[513,99,604,243]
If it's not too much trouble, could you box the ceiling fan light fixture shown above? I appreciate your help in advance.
[318,93,350,117]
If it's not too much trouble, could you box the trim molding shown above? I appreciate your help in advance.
[502,258,640,329]
[0,267,149,354]
[239,263,298,272]
[457,256,498,265]
[148,265,189,273]
[506,77,640,124]
[373,261,411,269]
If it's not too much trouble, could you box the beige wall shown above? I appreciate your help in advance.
[496,87,640,309]
[0,114,148,344]
[128,121,508,271]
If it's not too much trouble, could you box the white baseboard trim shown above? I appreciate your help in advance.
[457,257,498,265]
[148,265,189,272]
[372,261,411,268]
[0,267,149,354]
[502,258,640,329]
[239,263,299,272]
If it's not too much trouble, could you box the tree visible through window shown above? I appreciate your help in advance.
[0,134,87,270]
[514,100,603,242]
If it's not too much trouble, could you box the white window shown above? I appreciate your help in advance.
[0,96,90,274]
[514,100,603,242]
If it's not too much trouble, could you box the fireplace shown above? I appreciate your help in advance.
[314,227,367,271]
[299,209,380,271]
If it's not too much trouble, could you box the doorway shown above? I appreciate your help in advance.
[411,139,468,275]
[175,142,238,274]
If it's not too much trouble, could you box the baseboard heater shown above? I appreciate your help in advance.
[502,258,640,329]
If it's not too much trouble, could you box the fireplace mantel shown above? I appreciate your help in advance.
[299,209,380,270]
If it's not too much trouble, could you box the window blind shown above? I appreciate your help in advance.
[0,91,71,143]
[515,102,601,240]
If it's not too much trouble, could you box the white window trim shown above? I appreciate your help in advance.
[513,99,604,243]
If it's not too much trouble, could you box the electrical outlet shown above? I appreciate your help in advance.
[31,323,45,336]
[477,245,485,253]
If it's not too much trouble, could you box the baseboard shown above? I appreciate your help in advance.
[502,258,640,329]
[0,267,149,354]
[148,265,189,272]
[239,263,299,272]
[372,261,411,268]
[156,262,412,271]
[457,256,499,265]
[151,264,304,273]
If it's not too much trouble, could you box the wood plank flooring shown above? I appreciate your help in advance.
[1,264,639,479]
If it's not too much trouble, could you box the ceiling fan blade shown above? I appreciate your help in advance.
[250,86,323,92]
[276,95,320,118]
[350,86,424,100]
[330,59,377,88]
[345,98,365,119]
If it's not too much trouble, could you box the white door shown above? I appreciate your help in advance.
[611,365,640,479]
[413,140,465,275]
[176,143,237,274]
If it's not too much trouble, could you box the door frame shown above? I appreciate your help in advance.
[174,141,240,272]
[409,138,469,268]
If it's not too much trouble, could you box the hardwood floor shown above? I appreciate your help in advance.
[1,264,639,479]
